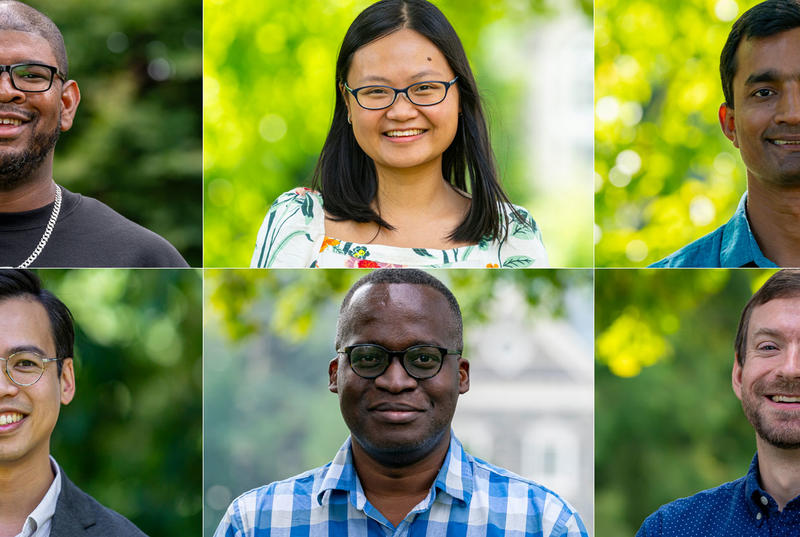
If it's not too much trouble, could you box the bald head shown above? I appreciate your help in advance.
[0,1,68,76]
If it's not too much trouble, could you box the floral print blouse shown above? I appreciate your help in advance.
[250,188,548,268]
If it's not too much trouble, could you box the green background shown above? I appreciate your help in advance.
[37,269,202,537]
[23,0,202,265]
[204,0,593,268]
[595,0,762,266]
[203,268,592,536]
[595,268,775,535]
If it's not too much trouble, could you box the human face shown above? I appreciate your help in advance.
[0,30,80,190]
[0,298,74,467]
[343,28,460,178]
[733,296,800,449]
[329,283,469,467]
[719,28,800,188]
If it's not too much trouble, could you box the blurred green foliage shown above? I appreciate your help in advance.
[203,268,590,536]
[595,269,776,535]
[595,0,762,266]
[26,0,201,265]
[36,269,202,537]
[204,0,592,267]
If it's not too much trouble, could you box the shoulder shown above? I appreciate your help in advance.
[251,188,325,268]
[649,226,725,268]
[469,455,587,536]
[214,464,330,537]
[55,472,148,537]
[636,477,746,536]
[63,192,188,267]
[486,203,548,268]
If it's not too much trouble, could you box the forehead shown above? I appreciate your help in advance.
[747,296,800,339]
[0,29,57,65]
[733,28,800,98]
[342,283,454,343]
[0,297,55,355]
[348,28,452,84]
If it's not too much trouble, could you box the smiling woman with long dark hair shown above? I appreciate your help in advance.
[251,0,547,268]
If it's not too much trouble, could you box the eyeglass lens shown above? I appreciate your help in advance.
[3,352,47,385]
[349,345,444,379]
[357,81,449,109]
[10,64,55,92]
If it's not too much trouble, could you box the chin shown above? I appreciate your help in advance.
[353,427,449,467]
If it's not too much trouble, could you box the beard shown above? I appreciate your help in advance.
[0,123,61,192]
[741,377,800,450]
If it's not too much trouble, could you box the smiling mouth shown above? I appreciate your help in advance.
[0,412,24,426]
[0,118,22,126]
[770,395,800,403]
[384,129,426,138]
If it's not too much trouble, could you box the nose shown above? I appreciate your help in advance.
[775,83,800,125]
[385,91,419,121]
[0,71,25,103]
[373,356,417,393]
[777,344,800,378]
[0,363,21,397]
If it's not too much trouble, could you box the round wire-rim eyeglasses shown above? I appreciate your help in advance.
[1,352,64,386]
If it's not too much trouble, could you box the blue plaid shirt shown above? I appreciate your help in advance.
[650,193,778,268]
[215,434,588,537]
[636,453,800,537]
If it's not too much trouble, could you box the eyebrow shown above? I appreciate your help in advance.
[358,70,444,85]
[750,327,786,341]
[4,344,49,356]
[744,69,800,86]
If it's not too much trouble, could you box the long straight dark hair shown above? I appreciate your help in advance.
[311,0,517,243]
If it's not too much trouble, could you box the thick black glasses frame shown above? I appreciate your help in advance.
[343,76,459,110]
[337,343,462,380]
[0,63,65,92]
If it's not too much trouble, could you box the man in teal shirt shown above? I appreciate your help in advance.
[653,0,800,268]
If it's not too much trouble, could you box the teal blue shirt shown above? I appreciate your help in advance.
[650,193,778,268]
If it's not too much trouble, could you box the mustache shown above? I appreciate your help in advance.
[753,377,800,395]
[764,127,800,138]
[0,105,34,121]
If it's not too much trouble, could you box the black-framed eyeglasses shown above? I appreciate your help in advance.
[337,343,461,380]
[343,76,459,110]
[1,351,62,386]
[0,63,65,93]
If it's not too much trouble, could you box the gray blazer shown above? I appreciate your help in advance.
[51,470,148,537]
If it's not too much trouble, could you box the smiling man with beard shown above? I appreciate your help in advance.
[637,269,800,536]
[0,1,187,267]
[215,269,587,537]
[652,0,800,268]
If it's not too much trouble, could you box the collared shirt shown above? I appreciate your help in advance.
[650,193,778,268]
[15,457,62,537]
[636,453,800,537]
[215,434,588,537]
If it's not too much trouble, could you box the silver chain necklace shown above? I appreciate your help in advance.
[16,185,62,268]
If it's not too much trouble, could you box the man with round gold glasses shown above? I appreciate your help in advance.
[0,269,146,536]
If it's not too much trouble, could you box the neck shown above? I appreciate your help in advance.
[746,178,800,266]
[755,437,800,510]
[0,172,57,214]
[374,158,455,215]
[0,452,55,537]
[351,431,450,526]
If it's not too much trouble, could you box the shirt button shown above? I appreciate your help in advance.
[760,496,768,506]
[756,512,762,520]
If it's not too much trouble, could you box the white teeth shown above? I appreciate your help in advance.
[385,129,424,137]
[0,118,21,126]
[772,395,800,403]
[773,140,800,145]
[0,412,23,425]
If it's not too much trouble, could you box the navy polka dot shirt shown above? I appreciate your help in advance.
[636,454,800,537]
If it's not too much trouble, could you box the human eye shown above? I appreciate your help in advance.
[15,66,49,79]
[362,86,390,96]
[351,346,385,366]
[407,348,442,369]
[755,341,780,353]
[751,88,776,98]
[10,353,43,370]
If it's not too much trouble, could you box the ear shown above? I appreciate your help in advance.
[732,354,743,401]
[328,356,339,393]
[59,80,81,132]
[59,358,75,405]
[718,102,738,147]
[457,358,470,395]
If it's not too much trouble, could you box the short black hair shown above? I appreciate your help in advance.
[0,1,69,77]
[314,0,520,244]
[336,269,463,348]
[0,269,73,375]
[720,0,800,106]
[735,269,800,365]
